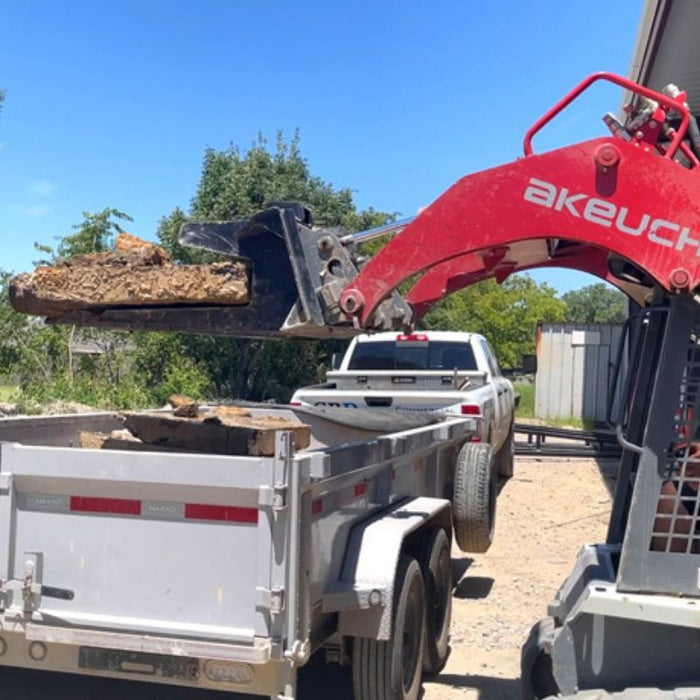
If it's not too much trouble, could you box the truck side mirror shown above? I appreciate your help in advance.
[331,353,343,370]
[522,354,537,374]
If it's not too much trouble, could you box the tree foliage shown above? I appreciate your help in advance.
[421,276,567,368]
[34,208,133,264]
[154,131,394,402]
[561,283,627,323]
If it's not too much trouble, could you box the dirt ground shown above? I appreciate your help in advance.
[421,456,615,700]
[1,456,615,699]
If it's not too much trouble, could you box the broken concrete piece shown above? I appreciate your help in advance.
[168,394,199,418]
[79,431,107,449]
[9,233,250,317]
[213,405,251,420]
[122,411,310,456]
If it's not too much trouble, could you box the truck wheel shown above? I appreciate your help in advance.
[352,555,425,700]
[452,442,496,553]
[418,528,452,675]
[495,421,515,479]
[521,618,559,700]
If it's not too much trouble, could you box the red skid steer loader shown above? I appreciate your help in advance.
[47,73,700,698]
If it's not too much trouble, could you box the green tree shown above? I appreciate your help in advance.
[155,131,393,401]
[422,275,567,368]
[561,283,627,323]
[34,208,133,264]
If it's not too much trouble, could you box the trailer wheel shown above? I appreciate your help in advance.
[352,555,425,700]
[452,442,496,553]
[495,421,515,479]
[521,618,559,700]
[418,528,452,675]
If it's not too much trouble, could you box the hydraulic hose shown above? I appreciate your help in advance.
[687,115,700,160]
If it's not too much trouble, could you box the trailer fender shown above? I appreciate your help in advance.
[322,496,451,641]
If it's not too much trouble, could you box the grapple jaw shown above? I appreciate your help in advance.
[49,204,413,339]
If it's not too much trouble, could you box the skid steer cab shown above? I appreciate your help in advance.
[44,72,700,697]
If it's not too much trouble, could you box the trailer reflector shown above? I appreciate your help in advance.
[354,482,368,497]
[460,404,481,415]
[70,496,141,515]
[184,503,258,524]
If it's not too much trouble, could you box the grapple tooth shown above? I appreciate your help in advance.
[178,222,243,256]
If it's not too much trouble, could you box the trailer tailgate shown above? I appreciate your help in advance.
[0,443,275,644]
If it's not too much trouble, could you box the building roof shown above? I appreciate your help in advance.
[629,0,700,117]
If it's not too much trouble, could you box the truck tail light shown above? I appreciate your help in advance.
[460,404,481,415]
[289,401,302,406]
[396,333,429,341]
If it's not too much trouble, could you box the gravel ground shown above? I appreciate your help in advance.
[0,456,615,699]
[422,456,615,699]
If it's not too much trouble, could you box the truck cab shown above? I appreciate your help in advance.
[291,331,515,455]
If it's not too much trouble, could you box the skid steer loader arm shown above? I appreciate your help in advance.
[47,73,700,338]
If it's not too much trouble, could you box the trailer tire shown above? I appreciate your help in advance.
[521,618,559,700]
[352,555,425,700]
[452,442,496,553]
[418,528,452,675]
[495,421,515,479]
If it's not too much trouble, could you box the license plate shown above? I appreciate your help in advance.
[79,646,199,681]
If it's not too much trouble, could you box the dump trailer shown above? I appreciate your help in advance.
[0,407,492,700]
[13,71,700,697]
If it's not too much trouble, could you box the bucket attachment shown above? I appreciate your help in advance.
[47,204,413,339]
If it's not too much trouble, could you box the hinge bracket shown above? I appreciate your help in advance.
[256,586,286,614]
[259,485,287,511]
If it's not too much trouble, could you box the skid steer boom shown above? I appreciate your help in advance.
[46,72,700,338]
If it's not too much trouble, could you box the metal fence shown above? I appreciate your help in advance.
[535,322,626,423]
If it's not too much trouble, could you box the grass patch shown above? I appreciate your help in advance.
[543,416,597,431]
[0,384,19,402]
[513,382,534,418]
[513,381,596,430]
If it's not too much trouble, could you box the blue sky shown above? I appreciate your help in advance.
[1,0,643,293]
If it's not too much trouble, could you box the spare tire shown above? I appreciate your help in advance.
[452,442,496,553]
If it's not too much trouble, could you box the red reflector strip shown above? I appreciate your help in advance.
[461,404,481,415]
[354,482,368,497]
[311,498,323,515]
[185,503,258,524]
[70,496,141,515]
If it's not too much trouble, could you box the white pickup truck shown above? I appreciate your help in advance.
[291,331,517,477]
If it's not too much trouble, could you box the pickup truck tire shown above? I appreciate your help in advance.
[418,528,452,675]
[352,555,426,700]
[495,421,515,479]
[452,442,496,553]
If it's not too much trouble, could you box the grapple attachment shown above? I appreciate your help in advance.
[49,204,413,339]
[46,72,700,339]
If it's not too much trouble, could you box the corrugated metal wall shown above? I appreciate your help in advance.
[535,323,626,422]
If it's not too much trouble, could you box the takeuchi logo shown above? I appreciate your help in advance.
[523,177,700,255]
